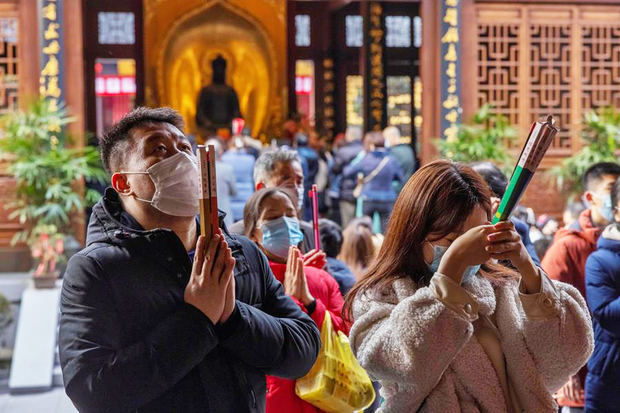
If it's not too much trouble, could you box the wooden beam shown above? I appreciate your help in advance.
[63,0,87,246]
[420,0,440,162]
[475,0,620,4]
[18,0,38,105]
[64,0,85,147]
[461,0,477,120]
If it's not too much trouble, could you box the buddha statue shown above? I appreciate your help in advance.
[196,55,242,135]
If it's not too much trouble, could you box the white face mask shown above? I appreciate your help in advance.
[121,152,200,217]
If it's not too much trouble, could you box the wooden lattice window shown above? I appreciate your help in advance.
[476,5,620,160]
[582,25,620,110]
[0,15,18,115]
[477,22,520,148]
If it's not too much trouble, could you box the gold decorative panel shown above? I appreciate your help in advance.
[144,0,287,139]
[160,4,272,137]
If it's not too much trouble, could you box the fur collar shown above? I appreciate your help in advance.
[391,273,498,317]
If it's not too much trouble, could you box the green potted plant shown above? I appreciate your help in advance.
[0,98,106,286]
[437,104,517,167]
[550,107,620,195]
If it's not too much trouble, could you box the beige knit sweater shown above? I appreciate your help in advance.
[349,271,594,412]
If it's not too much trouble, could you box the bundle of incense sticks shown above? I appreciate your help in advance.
[492,115,559,224]
[310,184,320,249]
[196,145,219,239]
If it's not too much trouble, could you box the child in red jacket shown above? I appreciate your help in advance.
[243,187,350,413]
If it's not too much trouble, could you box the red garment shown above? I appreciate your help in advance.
[266,262,349,413]
[542,209,601,298]
[541,209,601,407]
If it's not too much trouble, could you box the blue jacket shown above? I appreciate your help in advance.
[221,150,255,222]
[343,149,404,202]
[59,188,320,413]
[585,224,620,412]
[325,257,356,296]
[332,140,364,202]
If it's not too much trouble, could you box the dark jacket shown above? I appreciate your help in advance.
[332,140,364,202]
[325,257,356,295]
[389,143,416,184]
[585,224,620,412]
[58,188,320,413]
[343,149,404,203]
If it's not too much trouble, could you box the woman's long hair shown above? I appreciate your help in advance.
[343,160,517,319]
[339,218,376,280]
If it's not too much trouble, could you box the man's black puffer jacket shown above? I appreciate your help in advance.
[59,188,320,412]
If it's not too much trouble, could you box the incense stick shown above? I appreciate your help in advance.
[196,145,219,240]
[492,115,559,224]
[310,184,320,249]
[207,145,219,235]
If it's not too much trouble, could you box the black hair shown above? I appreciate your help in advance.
[99,107,185,174]
[582,162,620,191]
[318,218,343,258]
[470,161,508,198]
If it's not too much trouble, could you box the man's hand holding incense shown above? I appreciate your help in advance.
[185,231,236,325]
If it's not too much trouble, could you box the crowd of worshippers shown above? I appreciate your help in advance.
[57,107,620,413]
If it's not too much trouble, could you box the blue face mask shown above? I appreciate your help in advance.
[598,193,615,223]
[427,244,480,284]
[261,216,304,259]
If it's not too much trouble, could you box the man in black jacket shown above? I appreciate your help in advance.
[59,107,320,413]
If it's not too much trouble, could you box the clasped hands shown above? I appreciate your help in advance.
[184,229,236,325]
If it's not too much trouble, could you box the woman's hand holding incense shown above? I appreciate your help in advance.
[438,225,493,283]
[486,221,540,293]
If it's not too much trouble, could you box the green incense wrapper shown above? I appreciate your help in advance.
[492,116,559,224]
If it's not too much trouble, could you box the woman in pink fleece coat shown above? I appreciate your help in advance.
[345,160,594,413]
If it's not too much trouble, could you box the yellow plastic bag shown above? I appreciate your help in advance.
[295,311,375,412]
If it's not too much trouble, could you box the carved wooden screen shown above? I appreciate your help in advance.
[0,3,20,257]
[0,9,18,115]
[476,4,620,161]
